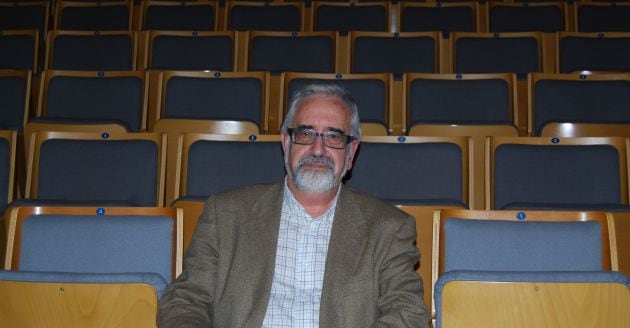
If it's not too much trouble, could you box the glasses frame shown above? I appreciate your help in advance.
[287,127,356,149]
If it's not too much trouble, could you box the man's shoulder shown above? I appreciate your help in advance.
[341,186,411,222]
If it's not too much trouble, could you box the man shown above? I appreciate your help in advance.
[158,83,429,327]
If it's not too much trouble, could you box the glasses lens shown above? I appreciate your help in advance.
[323,132,346,149]
[292,129,314,145]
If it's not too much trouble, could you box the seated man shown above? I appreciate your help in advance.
[158,83,429,327]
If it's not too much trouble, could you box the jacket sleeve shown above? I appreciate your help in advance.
[157,197,218,327]
[372,215,430,328]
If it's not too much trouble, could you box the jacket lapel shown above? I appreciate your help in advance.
[320,187,368,325]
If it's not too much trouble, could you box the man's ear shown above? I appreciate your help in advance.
[281,132,289,153]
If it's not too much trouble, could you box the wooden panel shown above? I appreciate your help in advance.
[441,281,630,328]
[0,281,157,327]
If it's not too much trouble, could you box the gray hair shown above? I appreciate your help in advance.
[281,83,361,139]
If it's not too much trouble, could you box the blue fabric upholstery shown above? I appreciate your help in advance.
[0,3,47,42]
[0,33,37,71]
[493,144,622,210]
[36,139,159,206]
[43,74,144,131]
[51,34,134,71]
[314,4,388,32]
[229,4,301,32]
[345,141,465,206]
[443,218,602,272]
[150,33,233,71]
[287,77,387,128]
[578,5,630,32]
[186,140,285,198]
[434,270,630,328]
[0,74,29,130]
[490,5,564,32]
[532,78,630,135]
[164,76,263,127]
[59,5,130,31]
[249,35,335,73]
[18,214,174,283]
[408,77,512,129]
[352,35,437,76]
[455,35,540,78]
[401,5,475,33]
[144,4,215,31]
[0,270,168,297]
[559,35,630,73]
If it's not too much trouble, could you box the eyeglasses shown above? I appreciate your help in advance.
[287,128,356,149]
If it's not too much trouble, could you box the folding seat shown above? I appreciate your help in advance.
[172,133,284,247]
[399,2,478,33]
[152,70,269,133]
[432,208,630,328]
[451,32,544,79]
[312,2,389,33]
[22,131,166,207]
[350,31,440,77]
[226,1,304,32]
[30,70,148,132]
[0,205,183,326]
[558,32,630,73]
[144,30,236,71]
[404,73,520,210]
[529,72,630,136]
[46,30,137,71]
[488,2,566,33]
[246,31,337,73]
[486,136,629,211]
[576,2,630,33]
[0,30,40,73]
[283,72,393,135]
[0,70,31,131]
[140,1,217,31]
[0,1,49,42]
[54,0,132,31]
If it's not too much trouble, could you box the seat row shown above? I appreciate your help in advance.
[4,29,630,81]
[2,0,630,36]
[3,69,630,137]
[1,130,630,323]
[2,205,629,326]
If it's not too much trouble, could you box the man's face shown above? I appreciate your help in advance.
[282,95,359,193]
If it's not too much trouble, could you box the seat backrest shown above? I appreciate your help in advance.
[0,1,49,42]
[227,2,303,32]
[0,130,16,214]
[577,3,630,33]
[488,2,565,33]
[141,0,217,31]
[529,72,630,136]
[156,70,269,131]
[54,1,132,31]
[404,72,517,131]
[0,70,31,131]
[36,70,148,132]
[345,136,470,206]
[558,32,630,73]
[487,136,629,210]
[283,72,392,135]
[146,30,235,71]
[46,30,137,71]
[4,206,182,282]
[313,2,389,33]
[247,31,337,73]
[351,31,439,76]
[0,29,39,73]
[26,131,166,206]
[399,2,477,33]
[452,32,542,78]
[176,133,284,201]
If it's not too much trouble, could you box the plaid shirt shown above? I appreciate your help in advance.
[261,182,338,328]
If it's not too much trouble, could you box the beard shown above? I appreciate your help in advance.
[290,155,337,192]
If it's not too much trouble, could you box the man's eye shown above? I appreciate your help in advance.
[328,133,342,140]
[302,131,311,136]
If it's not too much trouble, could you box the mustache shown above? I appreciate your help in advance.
[297,155,334,170]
